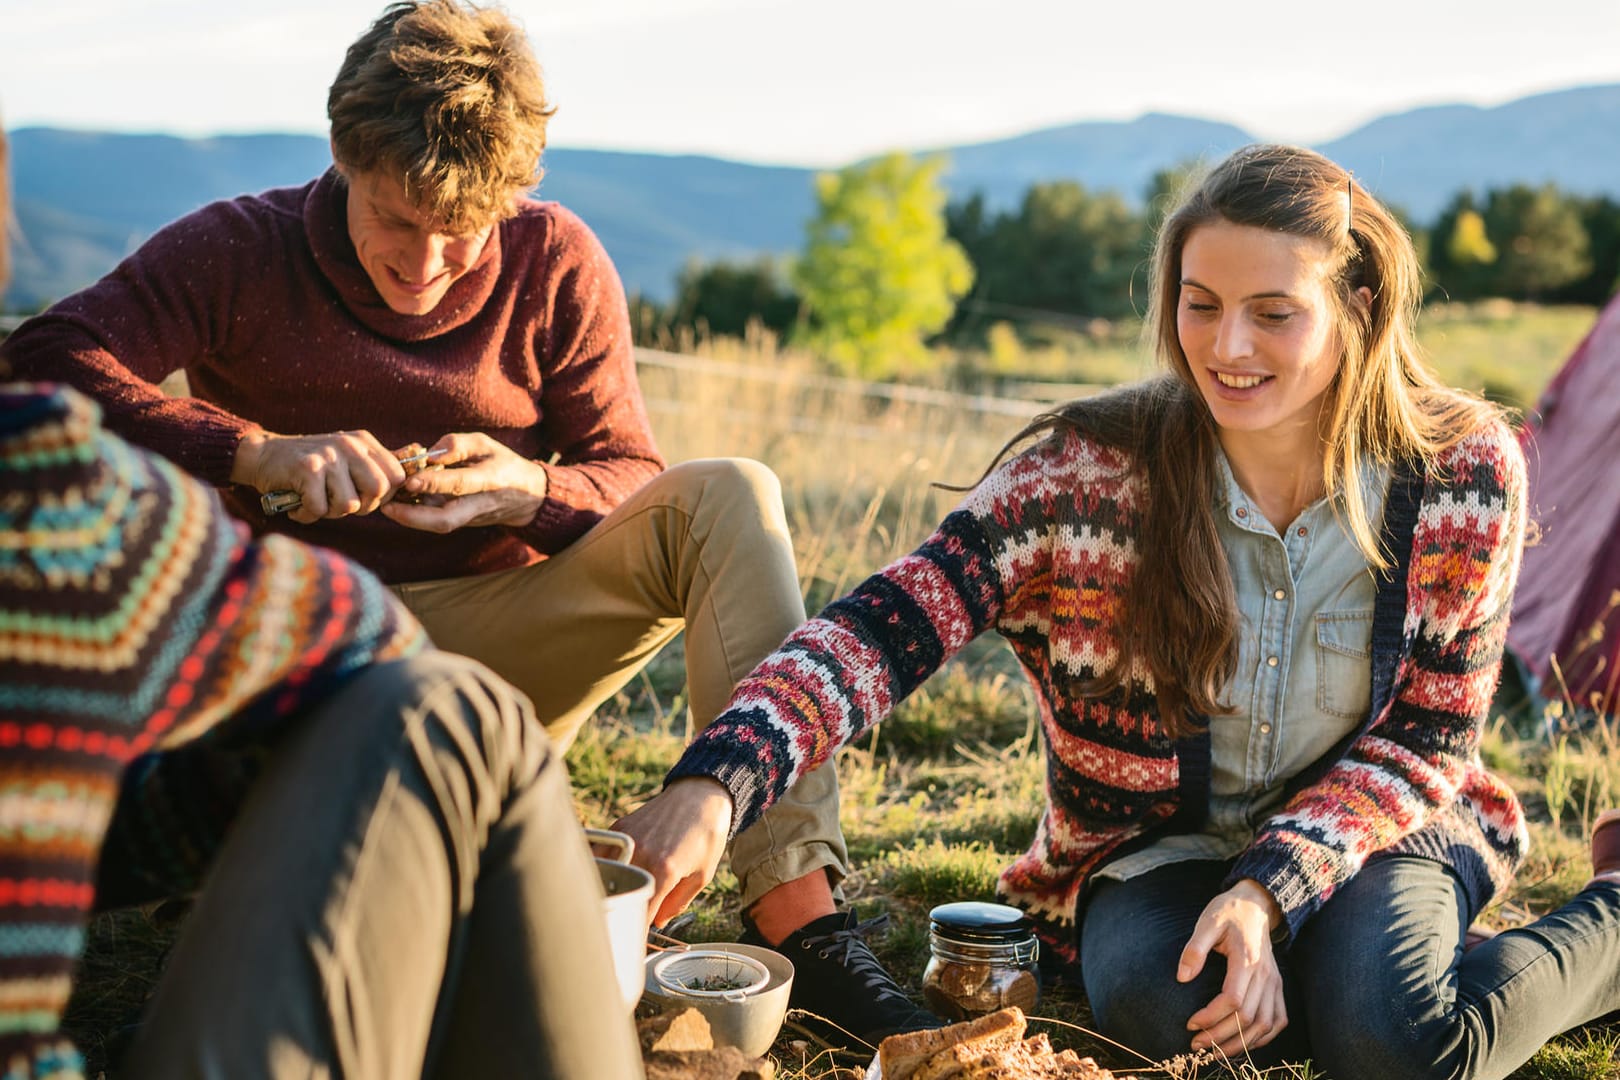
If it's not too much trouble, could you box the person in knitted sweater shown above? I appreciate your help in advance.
[0,129,642,1078]
[624,145,1620,1079]
[0,0,924,1044]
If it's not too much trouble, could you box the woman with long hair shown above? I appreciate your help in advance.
[618,143,1620,1077]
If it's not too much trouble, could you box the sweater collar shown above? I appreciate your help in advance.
[303,167,503,343]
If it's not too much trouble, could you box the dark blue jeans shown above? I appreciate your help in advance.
[1080,856,1620,1080]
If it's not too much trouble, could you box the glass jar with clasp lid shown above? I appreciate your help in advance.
[920,901,1041,1020]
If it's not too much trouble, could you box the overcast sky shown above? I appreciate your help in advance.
[2,0,1617,166]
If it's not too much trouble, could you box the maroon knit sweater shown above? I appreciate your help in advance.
[0,169,664,583]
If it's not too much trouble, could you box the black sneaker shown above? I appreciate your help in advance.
[740,909,945,1051]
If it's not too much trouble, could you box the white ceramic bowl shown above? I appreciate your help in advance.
[641,941,794,1058]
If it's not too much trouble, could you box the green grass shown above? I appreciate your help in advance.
[1416,301,1597,414]
[624,657,1620,1079]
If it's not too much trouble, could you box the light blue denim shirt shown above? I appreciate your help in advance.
[1096,451,1390,881]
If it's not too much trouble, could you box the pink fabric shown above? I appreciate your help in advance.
[1510,295,1620,702]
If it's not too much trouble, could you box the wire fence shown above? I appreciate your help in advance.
[634,346,1053,461]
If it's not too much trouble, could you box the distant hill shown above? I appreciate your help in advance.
[7,131,338,312]
[529,149,815,305]
[7,83,1620,309]
[927,112,1255,210]
[3,129,818,309]
[1319,84,1620,218]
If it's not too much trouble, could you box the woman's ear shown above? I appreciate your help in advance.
[1356,285,1373,309]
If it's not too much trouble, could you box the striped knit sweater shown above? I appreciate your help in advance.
[0,385,426,1078]
[671,420,1530,959]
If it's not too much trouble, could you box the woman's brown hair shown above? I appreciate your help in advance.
[990,145,1504,737]
[327,0,556,233]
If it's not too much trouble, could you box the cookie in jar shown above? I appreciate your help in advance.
[920,901,1040,1021]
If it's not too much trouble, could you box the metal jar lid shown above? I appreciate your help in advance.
[928,901,1035,943]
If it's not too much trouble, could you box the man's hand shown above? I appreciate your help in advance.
[611,778,733,929]
[1179,878,1288,1059]
[233,430,406,524]
[379,432,549,533]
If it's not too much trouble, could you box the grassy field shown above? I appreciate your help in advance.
[62,301,1620,1078]
[619,302,1620,1079]
[923,300,1600,418]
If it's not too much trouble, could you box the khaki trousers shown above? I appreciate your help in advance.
[390,459,848,906]
[124,653,644,1080]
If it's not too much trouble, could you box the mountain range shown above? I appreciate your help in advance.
[7,83,1620,310]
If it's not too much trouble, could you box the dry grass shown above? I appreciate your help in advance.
[622,317,1619,1079]
[63,304,1619,1079]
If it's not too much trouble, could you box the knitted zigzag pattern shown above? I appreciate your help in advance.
[0,386,425,1078]
[671,423,1529,958]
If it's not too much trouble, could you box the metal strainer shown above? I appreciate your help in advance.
[649,949,771,1002]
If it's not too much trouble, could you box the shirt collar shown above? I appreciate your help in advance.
[1212,445,1252,524]
[1212,444,1392,529]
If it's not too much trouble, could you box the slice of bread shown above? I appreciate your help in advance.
[949,1040,1055,1079]
[915,1044,995,1080]
[916,1026,1056,1080]
[953,1039,1128,1080]
[1020,1035,1052,1057]
[878,1007,1027,1080]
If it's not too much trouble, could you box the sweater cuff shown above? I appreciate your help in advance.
[1225,848,1320,945]
[665,738,772,842]
[517,462,601,551]
[174,423,258,488]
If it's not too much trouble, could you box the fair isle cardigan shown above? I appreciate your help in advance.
[671,421,1530,959]
[0,386,426,1079]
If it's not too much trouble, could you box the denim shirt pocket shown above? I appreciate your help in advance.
[1316,609,1375,721]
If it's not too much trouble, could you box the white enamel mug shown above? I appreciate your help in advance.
[585,827,655,1013]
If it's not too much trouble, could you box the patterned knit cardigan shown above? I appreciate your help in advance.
[0,386,425,1079]
[671,420,1530,959]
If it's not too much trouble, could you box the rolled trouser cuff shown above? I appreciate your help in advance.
[732,839,849,910]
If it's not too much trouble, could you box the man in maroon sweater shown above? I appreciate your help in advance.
[0,0,938,1046]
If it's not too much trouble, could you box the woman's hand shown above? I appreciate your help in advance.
[1178,878,1288,1058]
[380,432,549,532]
[610,777,734,929]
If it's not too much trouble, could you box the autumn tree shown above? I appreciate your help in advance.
[1430,192,1503,300]
[1447,209,1498,269]
[793,153,973,377]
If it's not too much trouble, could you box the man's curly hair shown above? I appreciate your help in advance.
[328,0,555,232]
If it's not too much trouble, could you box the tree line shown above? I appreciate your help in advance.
[631,153,1620,378]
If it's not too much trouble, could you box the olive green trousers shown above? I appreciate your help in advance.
[125,653,644,1079]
